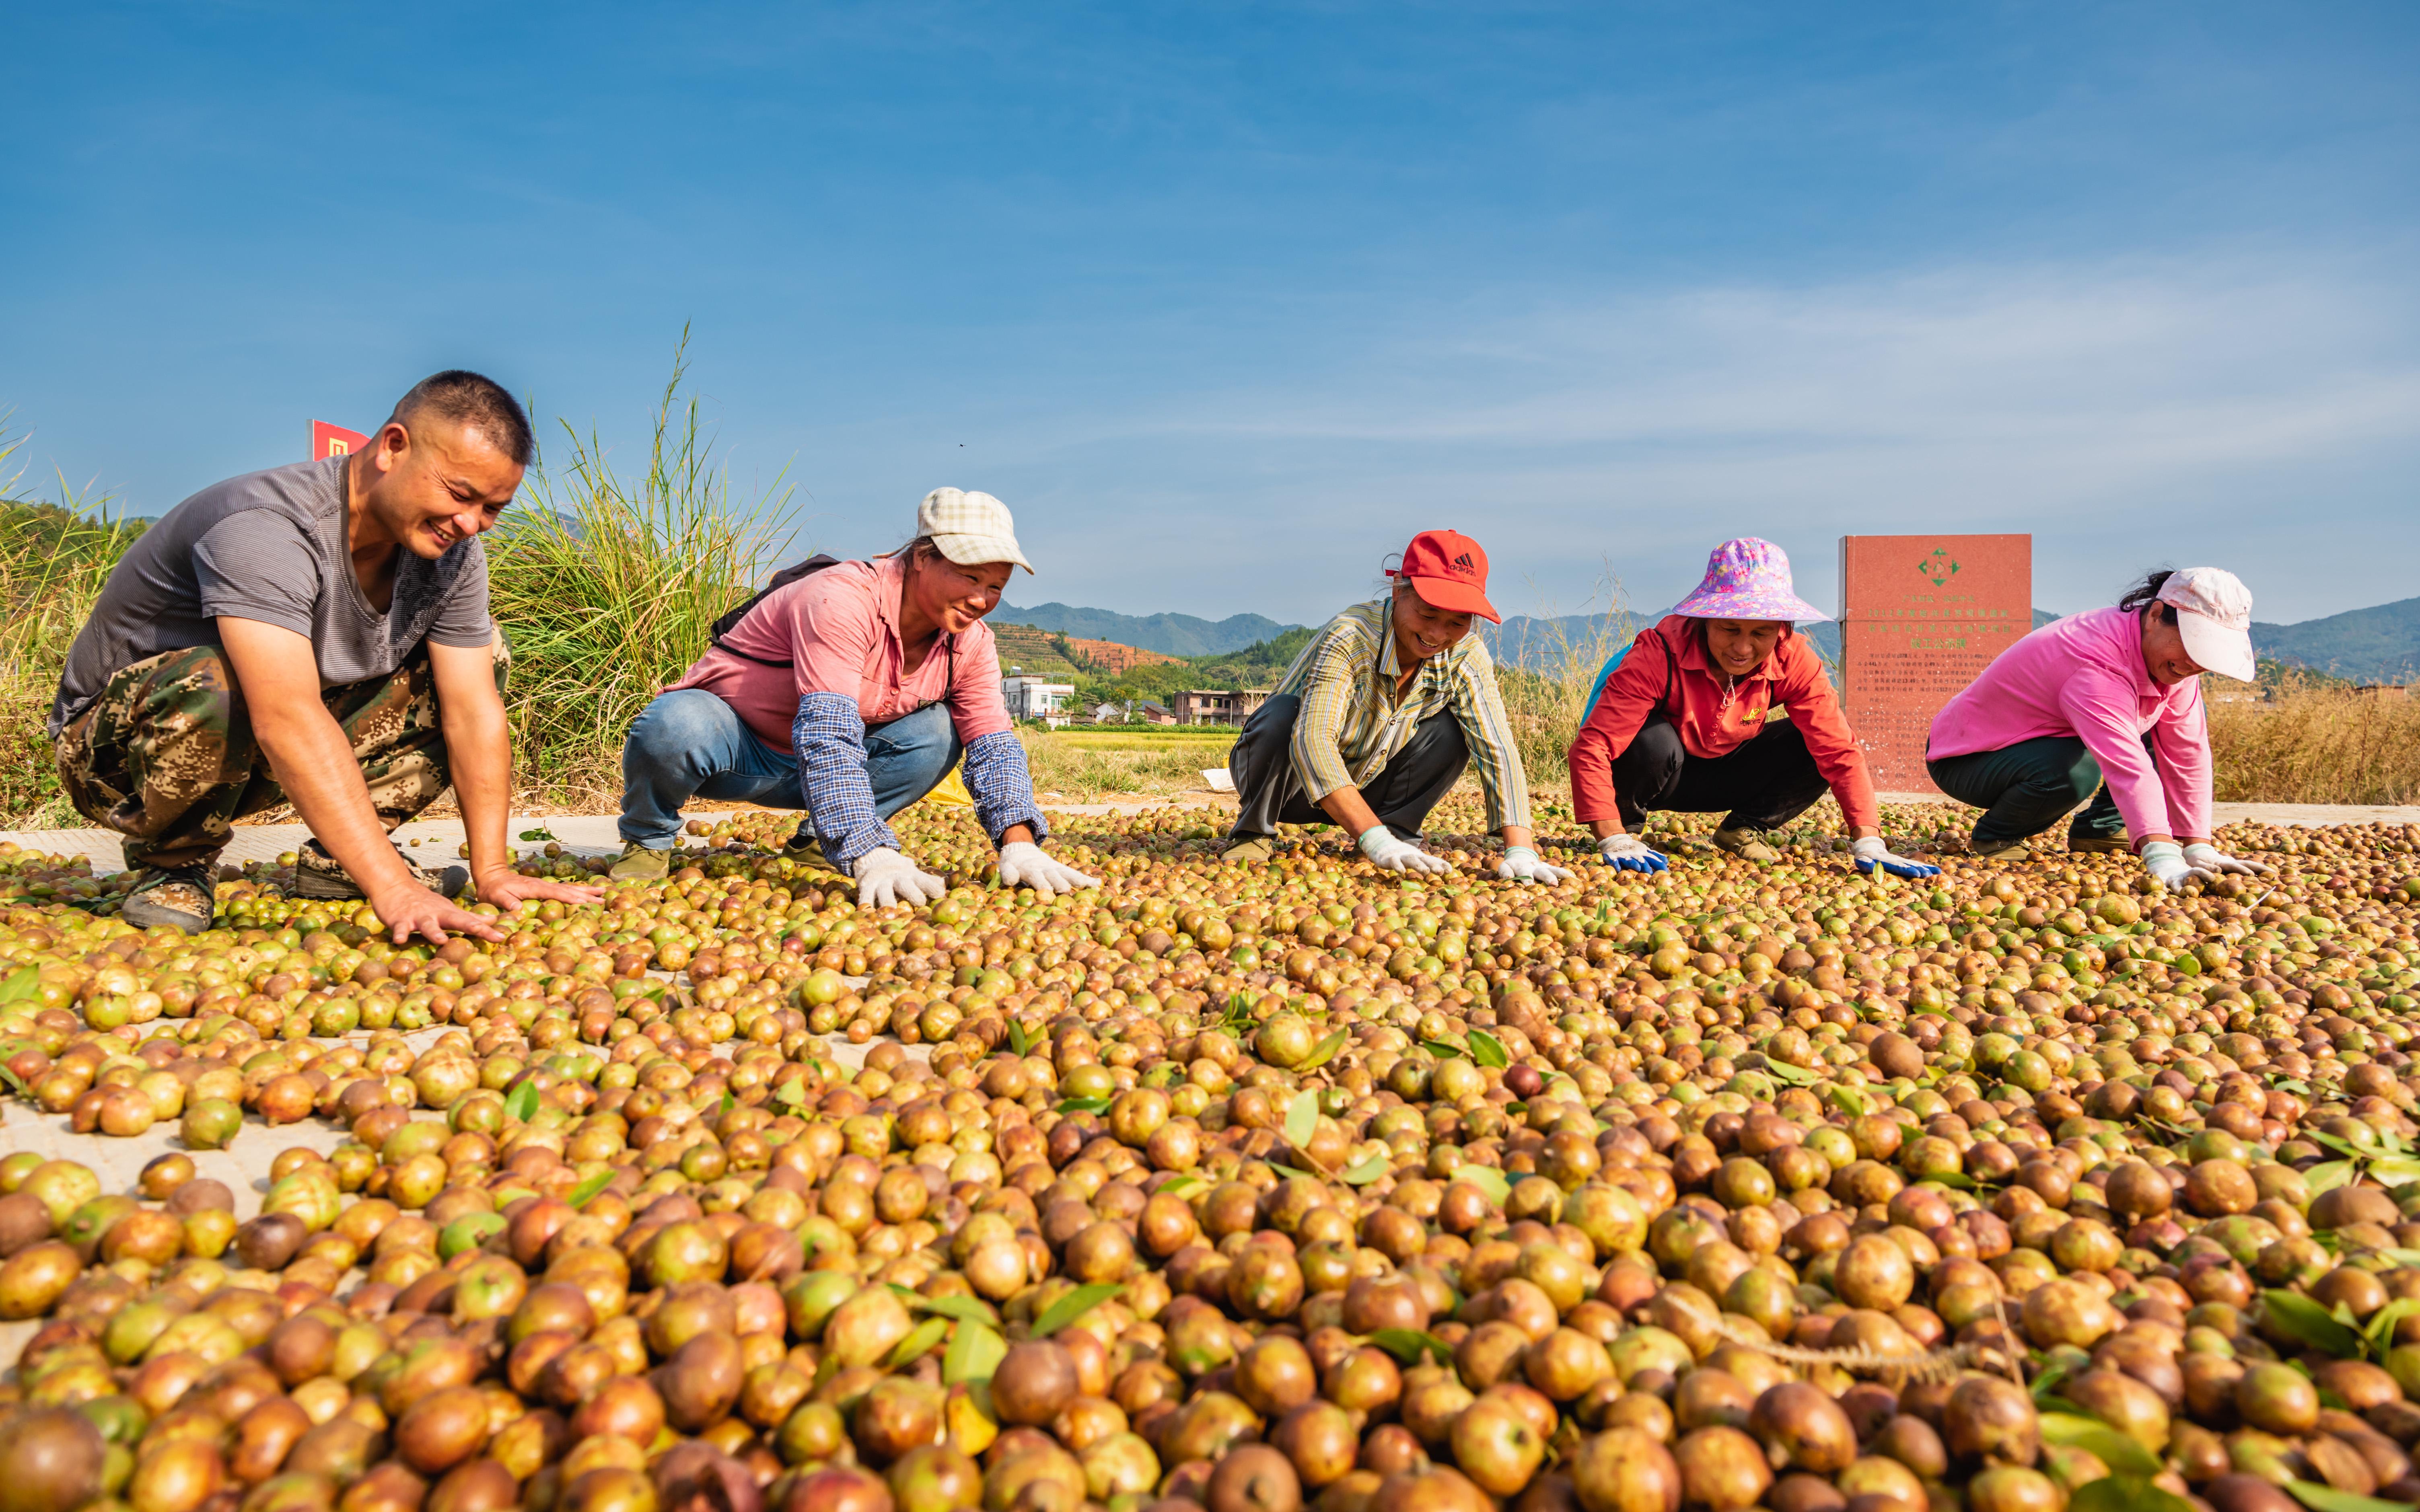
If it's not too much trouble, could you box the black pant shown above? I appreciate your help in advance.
[1603,711,1829,833]
[1927,735,2136,848]
[1226,693,1469,839]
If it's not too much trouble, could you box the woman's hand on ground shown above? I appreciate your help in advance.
[1597,833,1668,873]
[997,840,1101,897]
[478,871,605,913]
[2141,840,2198,892]
[2183,843,2272,877]
[1496,846,1573,885]
[853,847,949,908]
[1852,837,1941,879]
[1357,826,1451,875]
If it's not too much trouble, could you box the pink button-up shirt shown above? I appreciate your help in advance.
[1928,605,2212,841]
[667,555,1011,752]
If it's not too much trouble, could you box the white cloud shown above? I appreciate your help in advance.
[1008,252,2420,625]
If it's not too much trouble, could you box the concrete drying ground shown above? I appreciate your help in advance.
[0,797,1240,876]
[1,795,2405,877]
[0,791,2404,1360]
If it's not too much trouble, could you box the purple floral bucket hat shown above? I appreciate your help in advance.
[1671,538,1829,622]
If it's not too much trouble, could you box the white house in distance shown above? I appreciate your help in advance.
[1002,675,1077,721]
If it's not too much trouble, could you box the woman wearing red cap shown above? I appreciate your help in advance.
[1927,567,2271,892]
[1567,538,1936,878]
[1223,530,1570,884]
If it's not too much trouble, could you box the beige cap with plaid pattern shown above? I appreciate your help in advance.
[916,487,1033,573]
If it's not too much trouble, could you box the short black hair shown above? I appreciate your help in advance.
[389,370,534,467]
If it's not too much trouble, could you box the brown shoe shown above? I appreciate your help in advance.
[1222,835,1276,865]
[1971,839,2034,862]
[781,831,844,876]
[121,866,216,934]
[1712,828,1781,864]
[609,841,672,881]
[2066,836,2132,855]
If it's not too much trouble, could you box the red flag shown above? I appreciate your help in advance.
[310,420,370,460]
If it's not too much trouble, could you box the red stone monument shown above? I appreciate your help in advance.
[1838,534,2032,793]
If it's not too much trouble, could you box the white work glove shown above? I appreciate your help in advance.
[2140,840,2198,893]
[1597,833,1668,873]
[1852,836,1942,879]
[1357,826,1451,875]
[1496,846,1573,885]
[996,840,1100,897]
[2183,843,2271,877]
[853,847,948,908]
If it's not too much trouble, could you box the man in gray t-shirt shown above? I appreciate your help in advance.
[54,370,600,939]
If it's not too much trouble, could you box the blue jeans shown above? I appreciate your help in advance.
[617,691,962,849]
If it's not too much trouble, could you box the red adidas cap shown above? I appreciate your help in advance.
[1387,528,1499,624]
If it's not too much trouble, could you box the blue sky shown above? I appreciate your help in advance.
[7,2,2417,627]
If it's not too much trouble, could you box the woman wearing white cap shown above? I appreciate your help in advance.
[1927,567,2270,891]
[610,488,1099,906]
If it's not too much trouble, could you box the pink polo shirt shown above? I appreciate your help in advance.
[1928,605,2212,841]
[666,555,1011,753]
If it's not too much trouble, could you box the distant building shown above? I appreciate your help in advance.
[2356,685,2410,699]
[1134,700,1177,725]
[1090,702,1125,723]
[1172,688,1271,726]
[1002,676,1077,720]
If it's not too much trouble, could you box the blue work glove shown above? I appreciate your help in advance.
[1853,837,1941,879]
[1597,833,1669,873]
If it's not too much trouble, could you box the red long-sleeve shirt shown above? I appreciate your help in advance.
[1567,616,1879,832]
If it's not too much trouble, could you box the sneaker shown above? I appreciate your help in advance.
[609,841,672,881]
[122,867,216,934]
[1222,834,1275,865]
[2066,836,2131,855]
[1712,828,1781,864]
[292,838,469,900]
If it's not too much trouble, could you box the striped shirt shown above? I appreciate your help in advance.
[1275,598,1531,833]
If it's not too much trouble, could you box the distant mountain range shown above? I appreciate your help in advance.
[1002,591,2420,686]
[2252,596,2420,684]
[994,602,1298,657]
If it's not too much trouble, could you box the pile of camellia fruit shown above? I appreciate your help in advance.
[0,797,2415,1512]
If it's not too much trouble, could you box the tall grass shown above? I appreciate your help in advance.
[488,343,790,808]
[2210,675,2420,804]
[0,427,146,828]
[1492,569,1637,791]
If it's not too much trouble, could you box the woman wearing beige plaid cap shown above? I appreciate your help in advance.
[613,488,1099,906]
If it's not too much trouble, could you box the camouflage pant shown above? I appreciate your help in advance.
[56,639,508,873]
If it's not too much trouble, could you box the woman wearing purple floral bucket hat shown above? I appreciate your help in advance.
[1567,538,1938,878]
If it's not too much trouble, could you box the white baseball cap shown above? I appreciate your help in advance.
[2156,567,2256,681]
[916,487,1032,573]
